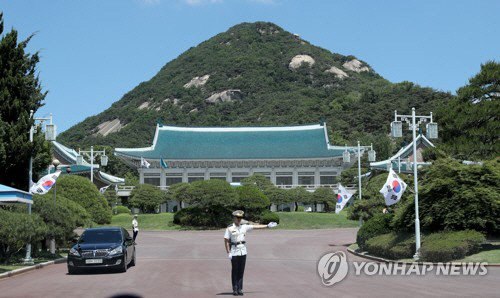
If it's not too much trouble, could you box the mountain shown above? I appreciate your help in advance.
[58,22,453,157]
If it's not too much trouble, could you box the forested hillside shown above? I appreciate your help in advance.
[58,22,453,160]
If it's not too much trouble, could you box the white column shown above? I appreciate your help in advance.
[139,169,144,184]
[271,168,276,185]
[160,168,166,187]
[292,168,298,187]
[227,169,232,183]
[314,167,320,187]
[182,168,188,183]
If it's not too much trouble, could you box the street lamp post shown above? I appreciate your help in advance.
[50,159,60,255]
[344,142,376,225]
[25,111,56,265]
[391,107,438,260]
[76,146,108,182]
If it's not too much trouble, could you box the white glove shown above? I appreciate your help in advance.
[267,222,278,228]
[228,253,232,260]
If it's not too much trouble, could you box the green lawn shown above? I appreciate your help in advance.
[101,213,181,231]
[460,242,500,263]
[100,211,358,231]
[275,211,359,229]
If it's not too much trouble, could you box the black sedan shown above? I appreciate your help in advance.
[67,227,136,274]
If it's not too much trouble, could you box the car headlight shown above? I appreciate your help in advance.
[108,246,123,256]
[69,247,80,257]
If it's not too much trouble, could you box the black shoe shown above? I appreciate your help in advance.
[237,289,244,296]
[233,286,238,296]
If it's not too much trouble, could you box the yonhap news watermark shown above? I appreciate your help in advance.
[317,251,488,286]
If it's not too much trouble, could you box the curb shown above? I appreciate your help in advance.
[346,246,500,267]
[0,257,67,280]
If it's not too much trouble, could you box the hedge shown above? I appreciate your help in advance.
[113,206,131,214]
[173,206,232,228]
[258,210,280,224]
[364,233,415,260]
[420,230,485,262]
[356,213,393,250]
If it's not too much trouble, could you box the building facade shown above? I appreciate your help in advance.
[115,123,357,190]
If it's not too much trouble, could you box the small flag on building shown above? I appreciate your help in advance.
[141,157,151,168]
[30,170,62,195]
[380,168,407,206]
[160,158,168,169]
[100,185,111,194]
[335,184,353,214]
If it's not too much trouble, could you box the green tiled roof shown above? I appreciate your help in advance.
[115,124,344,160]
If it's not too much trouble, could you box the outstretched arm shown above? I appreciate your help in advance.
[252,222,278,229]
[224,238,231,253]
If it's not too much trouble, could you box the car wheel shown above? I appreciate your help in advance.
[130,249,136,267]
[68,266,79,275]
[120,255,128,273]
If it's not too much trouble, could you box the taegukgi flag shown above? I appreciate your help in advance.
[380,168,407,206]
[30,170,62,195]
[141,157,150,168]
[100,185,111,194]
[335,184,353,214]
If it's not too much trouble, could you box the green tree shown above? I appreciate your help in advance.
[392,158,500,235]
[32,194,91,246]
[0,13,51,191]
[49,175,112,224]
[129,183,166,213]
[234,184,269,218]
[0,208,47,263]
[311,187,336,212]
[242,174,275,193]
[287,187,312,211]
[438,61,500,160]
[168,182,193,210]
[265,187,289,210]
[186,179,238,208]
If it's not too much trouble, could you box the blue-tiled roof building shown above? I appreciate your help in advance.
[115,123,354,188]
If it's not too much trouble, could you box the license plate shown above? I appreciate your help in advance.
[85,259,103,264]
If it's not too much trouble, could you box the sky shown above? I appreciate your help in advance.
[2,0,499,132]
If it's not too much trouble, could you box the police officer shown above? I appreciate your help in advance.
[224,210,278,296]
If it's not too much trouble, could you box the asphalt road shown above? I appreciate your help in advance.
[0,228,498,298]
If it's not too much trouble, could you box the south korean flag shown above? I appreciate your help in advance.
[380,168,407,206]
[335,184,353,214]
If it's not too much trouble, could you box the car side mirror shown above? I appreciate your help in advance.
[126,236,133,242]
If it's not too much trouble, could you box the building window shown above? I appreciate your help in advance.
[276,176,292,185]
[298,176,315,185]
[188,177,204,183]
[144,178,160,186]
[166,177,182,186]
[210,177,227,181]
[320,176,337,185]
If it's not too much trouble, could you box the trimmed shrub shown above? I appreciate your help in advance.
[258,210,280,224]
[129,183,166,213]
[420,230,485,262]
[32,194,92,245]
[234,184,270,221]
[48,175,111,224]
[356,213,393,250]
[296,206,305,212]
[364,233,415,260]
[113,206,131,214]
[173,206,232,228]
[0,209,47,263]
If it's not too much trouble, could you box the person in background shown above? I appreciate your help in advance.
[132,214,139,244]
[224,210,278,296]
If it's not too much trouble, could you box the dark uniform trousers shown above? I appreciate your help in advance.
[133,230,138,241]
[231,255,247,290]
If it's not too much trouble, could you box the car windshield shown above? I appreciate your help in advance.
[79,230,122,244]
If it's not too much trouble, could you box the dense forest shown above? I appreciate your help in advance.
[58,22,453,166]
